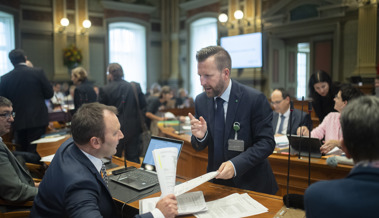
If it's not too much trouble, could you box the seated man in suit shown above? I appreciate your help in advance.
[31,103,177,218]
[304,96,379,217]
[271,88,312,135]
[0,96,38,212]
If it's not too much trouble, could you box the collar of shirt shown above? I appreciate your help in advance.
[214,79,232,103]
[80,149,103,173]
[282,107,290,118]
[18,63,27,66]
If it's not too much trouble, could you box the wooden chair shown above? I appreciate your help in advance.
[0,199,32,218]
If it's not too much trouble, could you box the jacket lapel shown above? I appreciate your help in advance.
[224,80,242,145]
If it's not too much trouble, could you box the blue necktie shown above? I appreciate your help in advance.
[101,162,108,187]
[277,114,285,134]
[214,97,225,169]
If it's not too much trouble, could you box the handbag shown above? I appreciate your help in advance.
[131,82,151,157]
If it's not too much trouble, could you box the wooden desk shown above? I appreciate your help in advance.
[158,125,353,197]
[36,135,71,157]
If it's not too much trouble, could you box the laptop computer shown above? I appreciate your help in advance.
[287,135,322,158]
[110,136,184,190]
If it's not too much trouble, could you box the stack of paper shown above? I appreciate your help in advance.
[274,135,289,148]
[194,193,268,218]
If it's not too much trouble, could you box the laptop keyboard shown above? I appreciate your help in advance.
[121,170,158,183]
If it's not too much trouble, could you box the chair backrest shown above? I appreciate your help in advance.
[0,199,32,218]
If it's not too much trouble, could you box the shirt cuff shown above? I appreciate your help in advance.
[228,160,237,177]
[151,208,164,218]
[196,130,208,142]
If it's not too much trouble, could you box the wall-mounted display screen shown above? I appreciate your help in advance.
[220,32,262,69]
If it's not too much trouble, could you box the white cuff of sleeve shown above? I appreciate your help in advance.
[196,130,208,142]
[151,208,164,218]
[228,160,237,177]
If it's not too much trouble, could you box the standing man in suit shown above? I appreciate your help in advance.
[98,63,147,163]
[304,96,379,217]
[31,103,177,218]
[0,49,53,161]
[189,46,278,194]
[271,88,312,135]
[0,96,38,211]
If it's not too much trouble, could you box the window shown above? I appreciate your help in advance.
[108,22,147,91]
[297,43,310,98]
[0,11,15,77]
[189,17,217,97]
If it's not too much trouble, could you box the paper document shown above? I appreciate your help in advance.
[140,191,207,215]
[174,171,219,196]
[275,135,289,147]
[194,193,268,218]
[40,154,55,162]
[152,147,178,197]
[31,135,66,144]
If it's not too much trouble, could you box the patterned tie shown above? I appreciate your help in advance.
[213,97,225,170]
[277,114,285,134]
[101,162,108,186]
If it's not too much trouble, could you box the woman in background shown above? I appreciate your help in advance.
[309,70,339,122]
[71,67,97,112]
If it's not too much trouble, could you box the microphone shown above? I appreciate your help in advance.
[298,97,305,159]
[307,100,313,186]
[326,156,354,167]
[283,100,294,209]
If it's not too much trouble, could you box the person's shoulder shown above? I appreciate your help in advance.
[305,179,338,199]
[232,79,262,96]
[324,112,339,119]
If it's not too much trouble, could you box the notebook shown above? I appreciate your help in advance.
[287,135,322,158]
[110,136,184,190]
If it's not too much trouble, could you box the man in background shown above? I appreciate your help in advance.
[31,103,177,217]
[0,49,53,162]
[304,96,379,217]
[98,63,146,163]
[0,96,38,212]
[271,88,312,135]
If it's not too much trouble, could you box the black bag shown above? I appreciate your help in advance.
[131,82,151,157]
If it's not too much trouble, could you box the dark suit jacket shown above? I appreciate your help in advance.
[30,138,152,218]
[0,140,37,207]
[73,79,97,112]
[191,80,278,195]
[99,80,146,138]
[304,164,379,218]
[0,64,53,130]
[272,109,312,135]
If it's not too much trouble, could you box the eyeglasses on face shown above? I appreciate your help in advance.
[270,100,283,105]
[0,112,15,119]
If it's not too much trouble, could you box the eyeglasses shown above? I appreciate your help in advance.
[270,100,283,105]
[0,112,15,119]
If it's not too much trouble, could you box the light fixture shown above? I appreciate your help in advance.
[58,18,69,33]
[81,19,91,34]
[218,10,250,29]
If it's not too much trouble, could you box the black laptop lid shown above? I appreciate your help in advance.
[141,136,184,171]
[287,135,322,158]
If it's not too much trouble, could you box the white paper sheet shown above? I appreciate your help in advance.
[40,154,55,162]
[31,135,66,144]
[194,193,268,218]
[140,191,207,215]
[174,171,219,197]
[152,147,178,197]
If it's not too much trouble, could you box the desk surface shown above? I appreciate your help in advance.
[157,125,353,197]
[37,136,285,218]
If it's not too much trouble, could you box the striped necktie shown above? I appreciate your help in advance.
[101,162,108,186]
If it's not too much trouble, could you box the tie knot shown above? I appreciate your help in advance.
[216,97,224,105]
[281,114,285,119]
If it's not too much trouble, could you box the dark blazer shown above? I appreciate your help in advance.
[73,79,97,112]
[191,80,278,195]
[304,165,379,218]
[0,64,53,130]
[272,109,312,135]
[99,80,146,139]
[30,138,152,218]
[0,140,37,206]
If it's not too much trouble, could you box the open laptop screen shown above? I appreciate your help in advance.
[141,136,184,171]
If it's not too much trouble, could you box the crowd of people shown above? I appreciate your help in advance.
[1,47,378,217]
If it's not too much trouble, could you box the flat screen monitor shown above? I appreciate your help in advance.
[220,32,262,69]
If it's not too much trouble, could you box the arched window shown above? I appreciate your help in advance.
[189,17,217,97]
[0,11,15,76]
[108,22,147,91]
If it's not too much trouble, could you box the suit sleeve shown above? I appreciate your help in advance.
[64,179,106,218]
[0,146,37,202]
[231,93,275,176]
[37,69,54,99]
[98,87,108,105]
